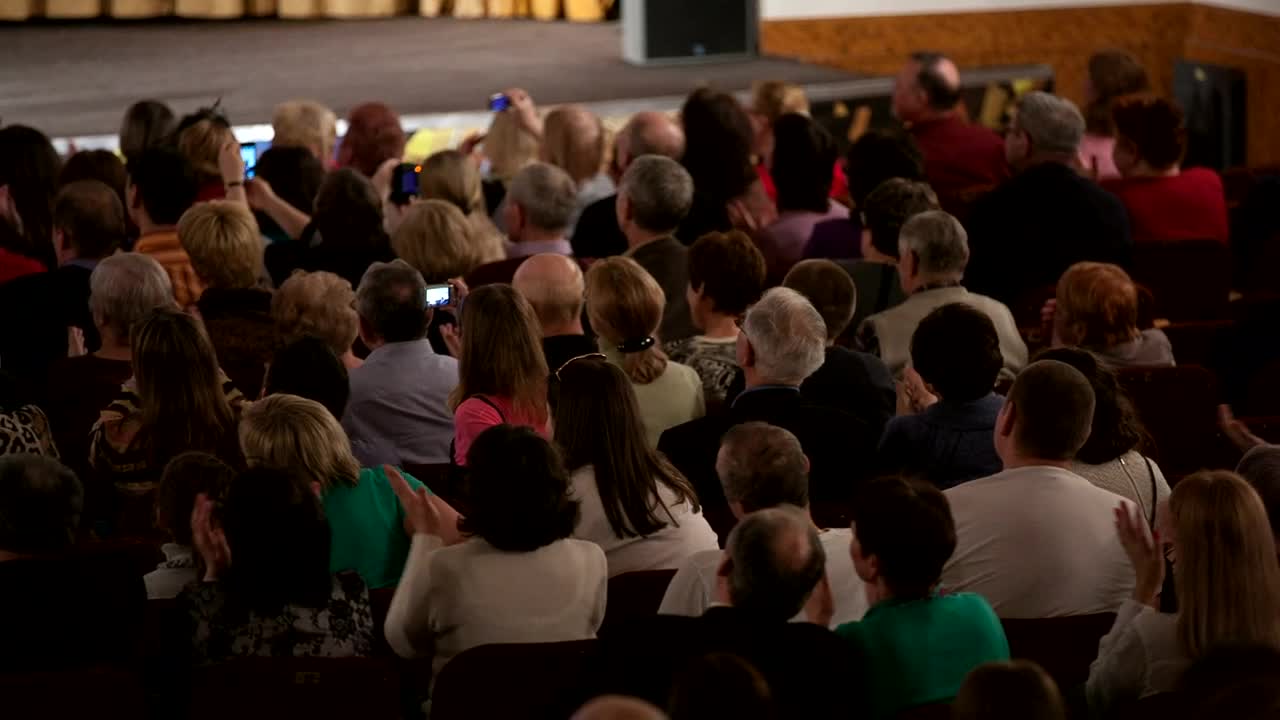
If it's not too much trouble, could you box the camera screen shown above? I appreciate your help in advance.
[424,284,451,308]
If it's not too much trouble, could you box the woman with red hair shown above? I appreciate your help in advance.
[336,102,406,178]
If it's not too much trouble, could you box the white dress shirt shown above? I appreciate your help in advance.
[1087,599,1187,715]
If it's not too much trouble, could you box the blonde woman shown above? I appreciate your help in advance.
[240,393,428,589]
[542,105,614,231]
[1087,470,1280,713]
[391,200,484,283]
[586,257,704,447]
[271,100,338,165]
[272,270,362,370]
[483,94,542,232]
[173,109,238,200]
[420,150,506,264]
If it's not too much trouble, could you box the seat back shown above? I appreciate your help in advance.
[1131,240,1231,321]
[896,702,953,720]
[600,569,677,637]
[1001,613,1115,692]
[189,656,401,720]
[1160,320,1234,367]
[431,640,599,720]
[1117,365,1234,481]
[0,665,147,720]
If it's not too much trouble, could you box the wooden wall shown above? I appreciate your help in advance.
[760,3,1280,166]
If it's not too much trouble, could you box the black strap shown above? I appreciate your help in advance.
[472,394,507,423]
[1144,456,1158,528]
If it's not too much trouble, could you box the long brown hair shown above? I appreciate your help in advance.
[132,309,238,465]
[449,284,549,424]
[553,356,699,538]
[1171,471,1280,658]
[586,257,669,384]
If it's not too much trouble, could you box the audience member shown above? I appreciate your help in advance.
[481,87,542,220]
[512,253,597,373]
[343,260,457,467]
[173,107,237,201]
[836,178,936,334]
[179,201,276,394]
[554,355,716,575]
[879,303,1005,488]
[337,102,405,178]
[1080,51,1150,180]
[249,145,325,244]
[600,506,858,718]
[1036,347,1171,516]
[573,110,686,259]
[965,91,1131,306]
[0,125,60,277]
[892,52,1008,198]
[262,337,351,419]
[835,477,1009,719]
[127,146,203,307]
[664,231,765,410]
[953,661,1067,720]
[419,149,506,264]
[392,198,483,282]
[574,696,669,720]
[542,105,614,231]
[748,80,811,189]
[660,288,878,513]
[784,259,896,434]
[183,466,374,664]
[857,210,1027,379]
[757,115,848,283]
[1102,94,1229,245]
[146,452,236,599]
[617,155,699,342]
[586,257,704,447]
[89,308,246,533]
[58,150,129,222]
[676,88,770,244]
[1234,442,1280,551]
[118,99,175,164]
[449,283,549,465]
[942,360,1133,616]
[468,162,577,287]
[1050,261,1174,368]
[1087,470,1280,713]
[385,425,607,682]
[241,394,427,589]
[272,270,362,370]
[659,422,867,624]
[271,99,338,164]
[667,653,776,720]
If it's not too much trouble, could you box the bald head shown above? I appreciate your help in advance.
[894,51,963,122]
[619,111,686,170]
[722,506,825,622]
[544,105,607,183]
[512,253,585,335]
[571,696,667,720]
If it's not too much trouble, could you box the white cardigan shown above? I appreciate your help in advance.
[384,534,607,680]
[1086,599,1188,716]
[570,465,720,577]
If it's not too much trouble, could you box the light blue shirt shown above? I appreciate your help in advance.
[341,339,458,467]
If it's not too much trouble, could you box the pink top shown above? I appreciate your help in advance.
[453,394,549,466]
[1078,134,1120,180]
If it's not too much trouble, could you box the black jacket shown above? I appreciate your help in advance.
[0,264,96,386]
[630,236,699,343]
[570,193,627,260]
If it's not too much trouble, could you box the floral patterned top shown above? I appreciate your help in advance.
[183,571,375,665]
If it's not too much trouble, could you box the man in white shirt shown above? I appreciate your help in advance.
[942,359,1134,618]
[659,422,868,626]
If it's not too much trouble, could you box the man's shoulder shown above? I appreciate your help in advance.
[658,412,729,450]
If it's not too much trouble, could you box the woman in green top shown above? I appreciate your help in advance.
[239,394,425,589]
[835,477,1009,719]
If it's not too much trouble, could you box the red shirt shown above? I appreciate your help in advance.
[756,161,849,204]
[0,249,46,286]
[909,115,1010,198]
[1102,168,1229,245]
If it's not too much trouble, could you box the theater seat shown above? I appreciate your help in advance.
[897,702,953,720]
[189,656,401,720]
[599,569,677,637]
[1160,320,1234,367]
[431,640,599,720]
[1117,365,1235,480]
[1001,613,1115,693]
[0,666,147,720]
[1131,241,1231,321]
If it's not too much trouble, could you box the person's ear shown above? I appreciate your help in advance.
[423,306,435,327]
[802,454,812,475]
[997,399,1017,440]
[311,481,323,498]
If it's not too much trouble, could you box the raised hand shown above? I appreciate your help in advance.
[191,493,231,581]
[386,465,463,544]
[1114,501,1164,607]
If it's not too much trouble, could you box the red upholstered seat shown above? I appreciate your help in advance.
[1000,613,1115,693]
[600,568,678,637]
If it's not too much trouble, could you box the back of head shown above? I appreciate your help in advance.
[669,653,777,720]
[911,51,963,111]
[273,270,359,357]
[717,422,809,513]
[783,259,856,341]
[0,125,61,262]
[573,696,668,720]
[453,283,548,416]
[126,146,199,226]
[845,129,926,208]
[58,150,128,220]
[460,424,579,552]
[619,155,694,234]
[1033,346,1146,464]
[679,88,757,204]
[119,100,176,163]
[512,253,585,332]
[623,111,686,162]
[89,252,175,341]
[1169,470,1280,657]
[687,230,766,318]
[899,209,969,276]
[264,337,351,420]
[742,287,827,386]
[0,455,82,555]
[1179,644,1280,718]
[240,393,360,490]
[313,167,386,248]
[1112,94,1187,172]
[509,162,578,234]
[271,99,338,161]
[1054,261,1140,350]
[771,113,837,214]
[586,257,669,384]
[253,145,326,217]
[1015,92,1085,157]
[157,451,235,546]
[852,476,956,598]
[912,303,1002,403]
[1236,445,1280,548]
[1085,51,1150,135]
[1006,360,1096,461]
[863,178,939,259]
[173,109,235,183]
[391,198,479,282]
[485,107,542,182]
[420,149,484,215]
[725,506,826,621]
[54,180,126,260]
[542,106,607,184]
[355,259,428,343]
[953,661,1066,720]
[752,80,810,125]
[337,102,405,178]
[177,200,262,290]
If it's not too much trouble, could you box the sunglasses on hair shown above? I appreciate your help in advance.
[175,99,231,134]
[554,353,606,382]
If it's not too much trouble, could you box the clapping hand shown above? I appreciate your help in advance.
[895,367,938,416]
[387,465,463,545]
[191,493,231,581]
[1115,501,1164,607]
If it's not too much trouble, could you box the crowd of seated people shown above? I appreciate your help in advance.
[0,41,1277,720]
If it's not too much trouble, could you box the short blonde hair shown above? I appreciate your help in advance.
[751,81,811,123]
[240,393,361,489]
[1055,261,1140,349]
[586,257,669,385]
[177,201,262,289]
[272,271,358,356]
[485,109,541,182]
[542,106,606,184]
[175,117,235,183]
[272,100,338,162]
[391,199,481,283]
[420,150,507,264]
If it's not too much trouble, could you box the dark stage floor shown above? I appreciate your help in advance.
[0,17,863,138]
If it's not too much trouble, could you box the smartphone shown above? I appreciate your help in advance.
[424,282,453,309]
[240,142,258,179]
[488,93,512,112]
[390,163,421,205]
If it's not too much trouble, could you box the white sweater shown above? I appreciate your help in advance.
[570,465,720,577]
[1087,599,1187,715]
[384,534,607,680]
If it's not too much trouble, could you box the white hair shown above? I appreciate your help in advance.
[89,252,176,339]
[743,287,826,385]
[1016,91,1085,155]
